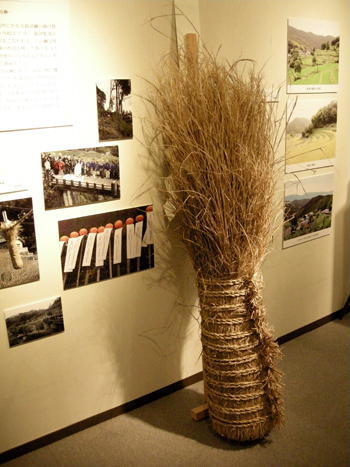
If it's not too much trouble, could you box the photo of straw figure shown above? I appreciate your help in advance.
[58,205,154,290]
[283,172,333,248]
[4,297,64,348]
[96,79,133,141]
[41,145,120,210]
[286,97,337,173]
[0,196,39,289]
[287,17,340,93]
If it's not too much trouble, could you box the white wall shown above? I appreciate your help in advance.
[0,0,202,453]
[0,0,349,453]
[199,0,350,335]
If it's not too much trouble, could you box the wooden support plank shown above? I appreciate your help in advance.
[191,403,209,421]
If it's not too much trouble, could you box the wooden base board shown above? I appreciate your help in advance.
[191,403,209,421]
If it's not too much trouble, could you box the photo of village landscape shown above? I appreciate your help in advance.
[283,173,333,248]
[4,297,64,348]
[287,17,340,93]
[96,79,133,141]
[286,97,337,173]
[0,196,39,289]
[41,145,120,210]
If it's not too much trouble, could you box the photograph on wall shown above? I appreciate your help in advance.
[4,297,64,348]
[41,145,120,210]
[0,196,39,289]
[286,97,337,173]
[58,204,154,290]
[287,18,340,93]
[283,172,333,249]
[96,79,133,141]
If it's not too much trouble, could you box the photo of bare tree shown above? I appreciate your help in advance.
[96,79,132,141]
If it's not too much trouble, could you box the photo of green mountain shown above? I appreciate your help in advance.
[286,97,337,173]
[283,173,333,248]
[287,18,339,93]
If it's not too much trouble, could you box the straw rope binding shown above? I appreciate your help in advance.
[199,277,283,441]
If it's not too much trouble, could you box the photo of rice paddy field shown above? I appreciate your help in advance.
[286,97,337,173]
[287,18,339,93]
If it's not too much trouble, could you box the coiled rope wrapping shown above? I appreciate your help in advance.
[198,276,283,441]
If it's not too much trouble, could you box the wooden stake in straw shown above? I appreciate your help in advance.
[184,32,198,68]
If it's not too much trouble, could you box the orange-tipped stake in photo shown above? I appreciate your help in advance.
[135,214,144,271]
[113,220,123,276]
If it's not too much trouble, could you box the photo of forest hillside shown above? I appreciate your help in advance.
[5,297,64,347]
[287,18,339,89]
[286,97,337,172]
[96,79,132,141]
[283,173,333,248]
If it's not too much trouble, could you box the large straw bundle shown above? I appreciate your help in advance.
[148,36,283,441]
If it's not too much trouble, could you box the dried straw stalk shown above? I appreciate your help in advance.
[147,36,283,441]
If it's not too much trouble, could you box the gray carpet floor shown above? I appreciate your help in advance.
[3,314,350,467]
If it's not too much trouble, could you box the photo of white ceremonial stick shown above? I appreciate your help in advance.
[105,223,114,279]
[135,214,144,272]
[59,235,69,277]
[126,217,135,274]
[59,235,68,256]
[84,227,98,285]
[95,226,105,282]
[143,205,154,268]
[75,228,88,287]
[113,220,123,276]
[0,209,33,269]
[63,231,80,287]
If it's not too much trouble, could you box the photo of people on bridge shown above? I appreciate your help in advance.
[41,145,120,210]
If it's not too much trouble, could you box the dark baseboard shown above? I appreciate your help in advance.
[1,307,348,463]
[276,308,347,345]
